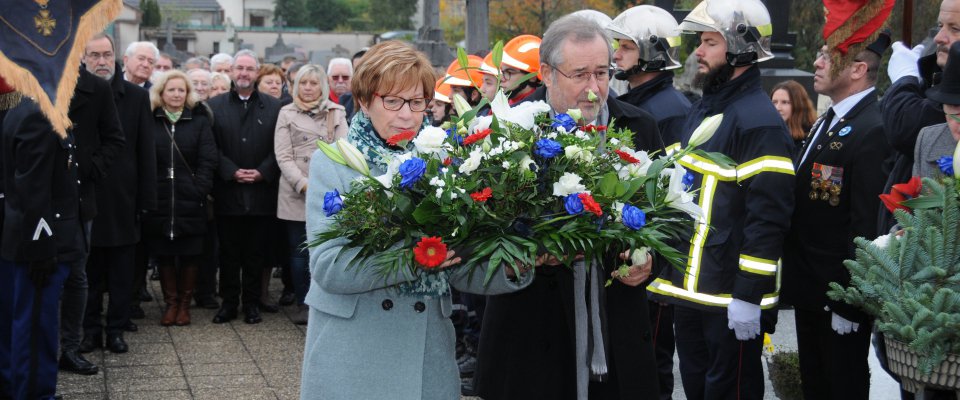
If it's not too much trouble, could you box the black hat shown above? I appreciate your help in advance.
[926,41,960,105]
[866,30,892,57]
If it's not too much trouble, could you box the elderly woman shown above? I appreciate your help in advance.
[187,68,212,101]
[209,72,231,99]
[300,41,532,399]
[257,64,286,101]
[274,64,348,324]
[144,71,218,326]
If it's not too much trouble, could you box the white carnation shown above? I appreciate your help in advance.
[459,149,484,175]
[553,172,588,197]
[412,126,448,155]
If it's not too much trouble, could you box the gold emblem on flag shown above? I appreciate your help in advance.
[34,0,56,36]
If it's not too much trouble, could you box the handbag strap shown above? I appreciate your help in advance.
[163,121,197,178]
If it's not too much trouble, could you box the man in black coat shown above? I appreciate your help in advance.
[206,49,281,325]
[79,33,157,355]
[474,14,662,400]
[58,67,125,376]
[782,38,892,400]
[0,89,83,400]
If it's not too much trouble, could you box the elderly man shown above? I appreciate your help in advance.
[207,50,281,325]
[79,32,157,357]
[475,13,663,400]
[188,68,213,101]
[122,41,159,89]
[327,57,352,104]
[210,53,234,75]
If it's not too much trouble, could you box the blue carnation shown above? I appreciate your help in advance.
[323,189,344,217]
[534,139,563,159]
[938,156,954,177]
[564,193,584,215]
[621,204,646,230]
[446,128,464,145]
[399,157,427,189]
[682,171,695,190]
[552,113,577,132]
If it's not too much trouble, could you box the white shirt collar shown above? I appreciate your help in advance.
[827,87,875,130]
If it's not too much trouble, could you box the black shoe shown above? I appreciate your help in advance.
[194,295,220,309]
[242,304,262,324]
[106,334,128,354]
[259,301,280,313]
[278,292,296,306]
[129,304,146,320]
[123,321,139,332]
[212,306,237,324]
[59,350,99,375]
[460,377,477,396]
[79,334,102,353]
[138,287,153,302]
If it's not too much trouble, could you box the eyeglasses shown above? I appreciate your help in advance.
[548,65,612,84]
[330,75,350,81]
[375,93,427,112]
[85,51,114,60]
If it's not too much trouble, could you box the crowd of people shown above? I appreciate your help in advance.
[3,0,960,399]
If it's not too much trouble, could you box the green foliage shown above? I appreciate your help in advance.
[306,0,356,31]
[827,177,960,376]
[140,0,162,27]
[274,0,310,27]
[368,0,418,30]
[768,351,803,400]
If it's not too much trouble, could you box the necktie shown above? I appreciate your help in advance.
[799,107,835,167]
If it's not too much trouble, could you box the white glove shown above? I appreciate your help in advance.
[727,299,762,341]
[887,41,924,82]
[831,312,860,335]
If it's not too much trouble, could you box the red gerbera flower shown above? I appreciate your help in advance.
[614,149,639,164]
[443,157,453,166]
[879,176,922,213]
[462,128,492,145]
[578,193,603,216]
[386,131,417,147]
[470,187,493,202]
[413,237,448,269]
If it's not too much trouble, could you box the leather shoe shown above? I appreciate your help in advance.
[194,295,220,309]
[123,321,139,332]
[106,334,128,354]
[243,304,262,324]
[259,301,280,313]
[278,292,296,306]
[212,306,237,324]
[79,334,102,353]
[59,350,98,375]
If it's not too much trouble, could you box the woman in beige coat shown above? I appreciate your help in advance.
[274,64,348,324]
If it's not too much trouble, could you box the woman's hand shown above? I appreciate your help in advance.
[613,250,653,287]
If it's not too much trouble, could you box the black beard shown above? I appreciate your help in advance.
[693,62,736,91]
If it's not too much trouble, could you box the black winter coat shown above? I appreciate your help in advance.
[1,97,85,263]
[68,68,126,222]
[475,86,664,400]
[206,89,281,216]
[89,64,157,246]
[142,106,217,246]
[617,72,692,146]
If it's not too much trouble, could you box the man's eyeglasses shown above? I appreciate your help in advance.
[85,52,114,60]
[330,75,350,81]
[375,93,427,112]
[548,65,612,84]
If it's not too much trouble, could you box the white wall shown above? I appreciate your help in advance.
[190,30,374,58]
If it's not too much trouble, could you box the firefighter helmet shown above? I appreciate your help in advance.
[679,0,774,66]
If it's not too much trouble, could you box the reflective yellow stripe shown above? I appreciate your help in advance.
[757,24,773,37]
[666,36,682,47]
[648,278,780,309]
[736,156,795,182]
[739,255,778,276]
[678,153,737,181]
[684,174,716,292]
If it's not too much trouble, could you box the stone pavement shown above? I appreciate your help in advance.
[58,277,901,399]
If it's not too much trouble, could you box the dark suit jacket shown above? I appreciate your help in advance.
[475,87,663,400]
[69,68,126,222]
[782,92,892,323]
[1,98,84,263]
[89,65,157,247]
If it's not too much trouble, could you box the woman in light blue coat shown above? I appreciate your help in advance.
[300,41,533,400]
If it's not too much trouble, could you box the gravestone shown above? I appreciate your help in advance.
[415,0,454,68]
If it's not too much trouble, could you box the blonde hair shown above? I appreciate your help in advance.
[210,72,231,86]
[150,70,197,111]
[351,41,435,109]
[292,64,330,102]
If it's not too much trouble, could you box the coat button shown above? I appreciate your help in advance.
[816,145,822,150]
[414,301,425,313]
[381,299,393,311]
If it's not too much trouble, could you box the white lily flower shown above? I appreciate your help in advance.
[630,247,650,266]
[612,201,625,222]
[336,139,370,176]
[564,145,594,163]
[413,126,448,155]
[688,113,723,148]
[452,93,472,116]
[552,172,588,197]
[954,141,960,180]
[567,108,583,121]
[664,166,703,219]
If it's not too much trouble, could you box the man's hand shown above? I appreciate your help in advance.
[612,250,652,287]
[233,169,248,183]
[727,298,761,341]
[246,169,263,183]
[888,41,923,82]
[28,258,56,288]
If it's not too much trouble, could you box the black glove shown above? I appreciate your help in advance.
[28,258,57,288]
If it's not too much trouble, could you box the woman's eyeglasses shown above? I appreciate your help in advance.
[375,93,427,112]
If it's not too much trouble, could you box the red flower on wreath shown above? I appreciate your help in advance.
[583,124,607,133]
[387,131,416,147]
[470,187,493,202]
[879,176,922,213]
[578,193,603,216]
[614,149,639,164]
[463,128,492,145]
[414,237,448,269]
[443,157,453,166]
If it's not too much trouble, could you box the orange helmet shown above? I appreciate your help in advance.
[444,55,484,88]
[434,77,452,104]
[480,52,499,76]
[501,35,542,74]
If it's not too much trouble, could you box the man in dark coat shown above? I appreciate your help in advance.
[782,36,892,400]
[474,14,662,400]
[206,49,281,325]
[79,33,157,355]
[58,67,125,376]
[0,87,83,400]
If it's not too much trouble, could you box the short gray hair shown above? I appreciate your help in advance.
[187,68,212,81]
[124,41,160,60]
[292,64,330,103]
[540,14,612,68]
[210,53,233,67]
[233,49,260,69]
[326,57,353,76]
